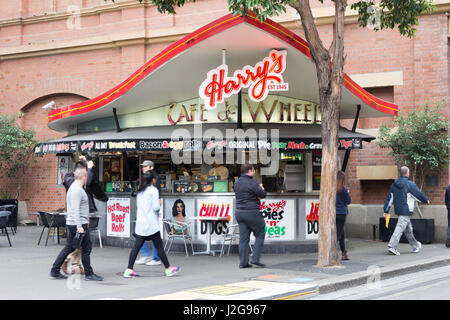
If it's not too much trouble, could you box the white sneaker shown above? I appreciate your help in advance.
[145,259,162,266]
[135,256,152,265]
[413,242,422,253]
[388,247,400,256]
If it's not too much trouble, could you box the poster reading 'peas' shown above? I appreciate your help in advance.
[259,199,295,241]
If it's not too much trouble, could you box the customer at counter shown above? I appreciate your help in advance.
[234,163,267,269]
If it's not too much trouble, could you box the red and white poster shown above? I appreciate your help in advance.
[196,198,234,243]
[107,198,131,238]
[258,199,295,241]
[305,199,320,240]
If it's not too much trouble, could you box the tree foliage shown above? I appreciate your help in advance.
[112,0,434,38]
[377,103,450,189]
[0,113,36,180]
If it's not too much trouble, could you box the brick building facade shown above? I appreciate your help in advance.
[0,1,448,227]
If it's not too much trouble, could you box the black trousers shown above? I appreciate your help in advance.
[336,214,347,253]
[51,224,94,275]
[236,210,265,266]
[128,232,170,269]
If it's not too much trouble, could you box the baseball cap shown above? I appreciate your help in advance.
[140,160,154,167]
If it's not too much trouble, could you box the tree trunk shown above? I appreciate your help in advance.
[293,0,347,267]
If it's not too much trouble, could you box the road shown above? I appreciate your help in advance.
[309,265,450,300]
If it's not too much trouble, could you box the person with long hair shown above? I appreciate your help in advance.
[123,171,180,278]
[336,170,351,261]
[170,199,190,235]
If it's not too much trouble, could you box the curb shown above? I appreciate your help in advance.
[313,255,450,295]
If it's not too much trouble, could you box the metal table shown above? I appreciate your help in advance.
[189,216,230,256]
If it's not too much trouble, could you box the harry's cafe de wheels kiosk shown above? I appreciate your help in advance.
[35,12,398,252]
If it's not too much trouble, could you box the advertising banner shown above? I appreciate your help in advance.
[260,199,296,241]
[305,199,320,240]
[196,198,234,243]
[107,198,131,238]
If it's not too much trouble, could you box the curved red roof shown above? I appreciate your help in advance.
[47,12,398,125]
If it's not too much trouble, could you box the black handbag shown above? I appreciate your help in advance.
[72,232,85,250]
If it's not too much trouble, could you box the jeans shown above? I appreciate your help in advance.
[139,241,160,261]
[336,214,346,253]
[388,215,420,250]
[447,211,450,238]
[236,210,265,266]
[51,224,94,275]
[128,232,169,269]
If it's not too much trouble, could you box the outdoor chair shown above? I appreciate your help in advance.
[0,211,12,247]
[163,219,195,256]
[219,224,253,258]
[37,211,66,246]
[89,216,102,248]
[0,204,17,235]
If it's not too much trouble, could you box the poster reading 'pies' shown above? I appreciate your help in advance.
[259,199,295,241]
[305,199,320,240]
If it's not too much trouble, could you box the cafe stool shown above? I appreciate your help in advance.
[220,224,253,258]
[0,211,12,247]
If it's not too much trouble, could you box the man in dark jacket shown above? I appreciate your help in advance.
[383,166,429,255]
[63,157,108,213]
[445,185,450,247]
[234,163,267,268]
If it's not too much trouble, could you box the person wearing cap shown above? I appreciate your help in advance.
[135,160,163,266]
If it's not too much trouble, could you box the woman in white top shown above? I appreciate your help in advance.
[123,171,180,278]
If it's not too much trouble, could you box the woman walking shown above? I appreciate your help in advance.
[123,171,180,278]
[336,170,351,261]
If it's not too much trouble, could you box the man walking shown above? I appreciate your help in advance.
[135,160,162,266]
[234,163,267,268]
[50,167,103,281]
[383,166,430,256]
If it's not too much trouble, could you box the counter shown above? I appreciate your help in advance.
[94,192,320,249]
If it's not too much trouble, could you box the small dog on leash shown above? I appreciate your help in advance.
[62,249,85,275]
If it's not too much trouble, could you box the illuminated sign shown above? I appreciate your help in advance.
[199,50,289,109]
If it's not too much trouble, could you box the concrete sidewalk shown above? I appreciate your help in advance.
[1,226,449,300]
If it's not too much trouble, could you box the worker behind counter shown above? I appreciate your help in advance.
[208,160,229,181]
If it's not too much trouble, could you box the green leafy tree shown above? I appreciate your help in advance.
[378,104,450,191]
[107,0,434,267]
[0,113,36,199]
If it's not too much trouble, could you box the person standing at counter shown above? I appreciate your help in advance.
[234,163,267,268]
[336,171,351,261]
[123,171,180,278]
[135,160,162,266]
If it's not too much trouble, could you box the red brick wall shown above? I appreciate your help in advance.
[0,0,448,210]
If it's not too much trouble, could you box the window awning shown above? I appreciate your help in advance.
[34,123,374,155]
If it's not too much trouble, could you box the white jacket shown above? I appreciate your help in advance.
[135,185,160,236]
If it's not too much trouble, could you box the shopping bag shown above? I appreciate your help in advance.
[62,232,85,275]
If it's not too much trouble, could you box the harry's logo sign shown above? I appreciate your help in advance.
[199,50,288,109]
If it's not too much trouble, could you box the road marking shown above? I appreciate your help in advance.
[274,289,319,300]
[188,285,256,296]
